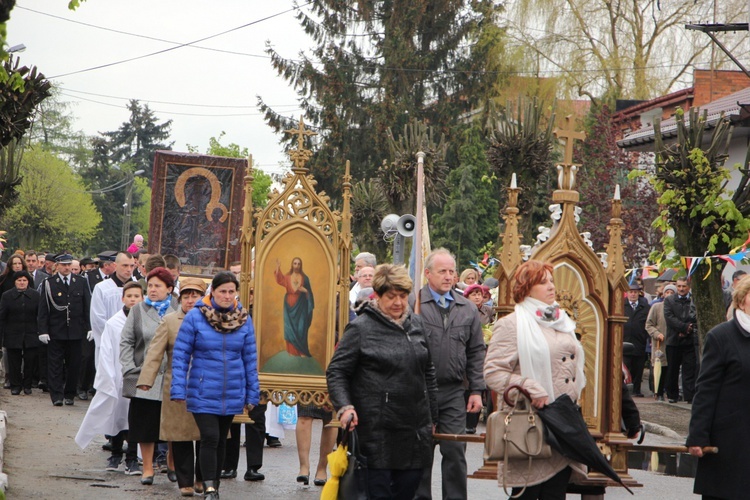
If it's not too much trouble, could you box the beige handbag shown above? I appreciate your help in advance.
[484,383,552,498]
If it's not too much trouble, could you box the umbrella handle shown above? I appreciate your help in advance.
[503,384,533,407]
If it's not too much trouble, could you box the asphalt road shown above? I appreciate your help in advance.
[1,379,697,499]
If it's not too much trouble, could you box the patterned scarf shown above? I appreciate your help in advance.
[198,295,248,333]
[144,296,172,318]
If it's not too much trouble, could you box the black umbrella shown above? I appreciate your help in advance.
[538,394,634,494]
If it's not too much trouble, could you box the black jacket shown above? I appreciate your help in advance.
[623,296,651,353]
[0,287,41,349]
[326,302,439,470]
[37,273,91,340]
[84,268,105,294]
[686,318,750,499]
[663,293,697,346]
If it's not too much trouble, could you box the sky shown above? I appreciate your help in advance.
[8,1,313,176]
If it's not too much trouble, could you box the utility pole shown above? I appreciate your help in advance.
[120,169,145,250]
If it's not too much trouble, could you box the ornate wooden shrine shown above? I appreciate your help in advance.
[479,116,639,489]
[238,117,352,408]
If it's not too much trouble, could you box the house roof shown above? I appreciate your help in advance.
[613,88,694,123]
[618,86,750,148]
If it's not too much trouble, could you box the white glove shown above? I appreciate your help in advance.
[87,330,94,341]
[38,334,50,344]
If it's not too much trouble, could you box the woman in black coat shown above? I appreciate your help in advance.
[687,274,750,499]
[0,270,41,394]
[326,264,438,500]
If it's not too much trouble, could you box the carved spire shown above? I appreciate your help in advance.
[605,184,625,282]
[239,154,255,308]
[552,115,586,205]
[284,116,317,170]
[499,172,522,273]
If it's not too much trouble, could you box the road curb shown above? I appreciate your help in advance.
[0,409,7,495]
[643,419,683,440]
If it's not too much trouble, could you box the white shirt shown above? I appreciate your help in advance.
[349,282,361,306]
[89,278,128,368]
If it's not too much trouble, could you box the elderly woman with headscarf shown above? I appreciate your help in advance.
[171,271,259,500]
[138,277,207,496]
[0,270,40,395]
[120,267,178,484]
[484,260,586,499]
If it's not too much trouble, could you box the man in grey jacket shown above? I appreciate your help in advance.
[413,248,485,500]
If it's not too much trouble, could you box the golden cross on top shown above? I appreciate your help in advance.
[285,116,317,152]
[553,115,586,165]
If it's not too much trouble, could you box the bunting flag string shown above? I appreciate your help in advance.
[625,245,750,282]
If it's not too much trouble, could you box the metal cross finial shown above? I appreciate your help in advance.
[554,115,586,166]
[285,116,317,152]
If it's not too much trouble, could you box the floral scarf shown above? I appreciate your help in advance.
[145,296,172,318]
[198,295,248,333]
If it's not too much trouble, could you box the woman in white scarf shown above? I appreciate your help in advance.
[484,260,586,499]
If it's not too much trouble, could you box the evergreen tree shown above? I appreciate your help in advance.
[432,124,498,267]
[258,0,510,198]
[102,99,173,182]
[78,101,171,250]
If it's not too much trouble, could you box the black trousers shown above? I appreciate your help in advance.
[512,466,572,499]
[624,354,647,395]
[193,413,234,483]
[367,468,423,500]
[77,338,95,393]
[172,440,202,489]
[224,403,266,471]
[47,338,81,401]
[111,430,138,461]
[6,346,38,391]
[36,342,48,384]
[666,344,696,401]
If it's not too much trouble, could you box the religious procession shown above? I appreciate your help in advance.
[3,2,750,500]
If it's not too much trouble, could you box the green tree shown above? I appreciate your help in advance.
[102,99,173,182]
[1,147,100,251]
[0,56,51,218]
[189,132,273,209]
[258,0,512,198]
[650,107,750,340]
[432,124,499,268]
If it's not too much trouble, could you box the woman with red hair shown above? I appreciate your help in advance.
[483,260,586,499]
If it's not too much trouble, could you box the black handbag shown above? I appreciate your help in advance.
[337,422,369,500]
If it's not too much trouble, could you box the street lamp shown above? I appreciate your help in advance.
[8,44,26,54]
[120,169,146,250]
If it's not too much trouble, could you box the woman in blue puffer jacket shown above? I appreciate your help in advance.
[171,271,260,500]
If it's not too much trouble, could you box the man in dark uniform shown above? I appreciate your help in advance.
[85,251,117,294]
[38,253,91,406]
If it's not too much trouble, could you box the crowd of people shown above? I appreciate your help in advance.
[3,236,744,498]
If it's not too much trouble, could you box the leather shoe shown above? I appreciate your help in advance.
[64,398,74,406]
[77,391,88,401]
[10,389,20,395]
[53,400,63,407]
[633,393,645,398]
[668,399,678,403]
[244,469,265,481]
[220,469,237,479]
[266,437,282,448]
[313,477,327,486]
[141,475,154,485]
[23,388,32,395]
[167,469,178,482]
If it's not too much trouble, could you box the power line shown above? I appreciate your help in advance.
[47,2,313,79]
[60,87,300,109]
[59,91,301,117]
[17,5,278,61]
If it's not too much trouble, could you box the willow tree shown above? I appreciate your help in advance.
[505,0,749,101]
[651,107,750,339]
